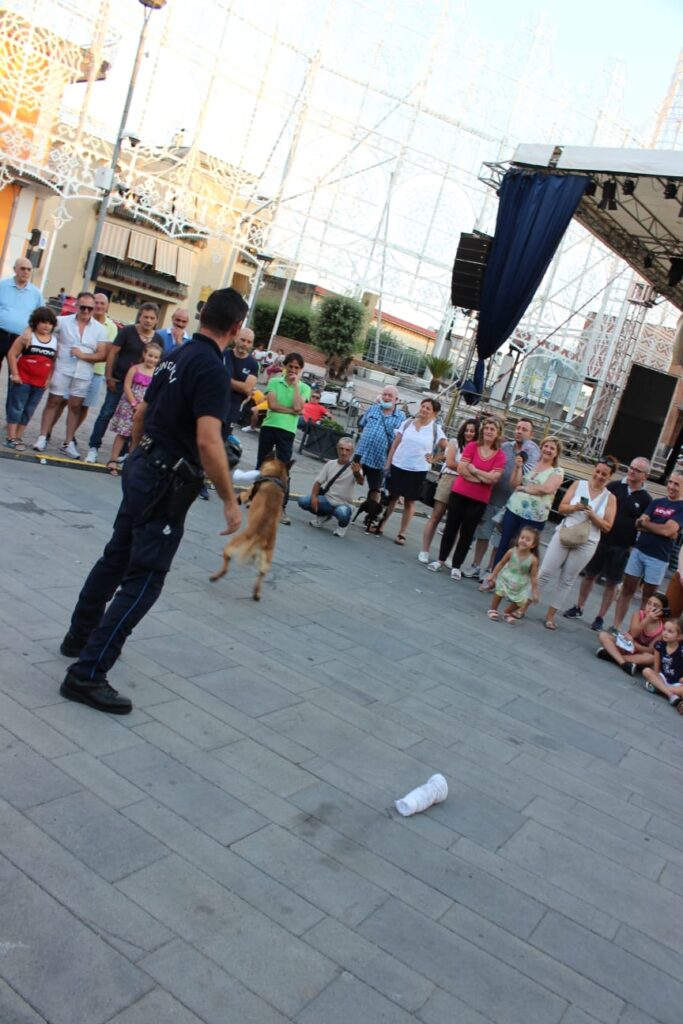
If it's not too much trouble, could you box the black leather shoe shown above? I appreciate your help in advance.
[60,673,133,715]
[60,631,84,658]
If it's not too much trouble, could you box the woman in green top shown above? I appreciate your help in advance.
[491,436,564,565]
[256,351,311,524]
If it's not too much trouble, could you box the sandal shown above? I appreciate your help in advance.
[503,613,517,624]
[510,610,525,620]
[487,610,500,621]
[106,460,120,476]
[544,620,557,631]
[394,534,406,545]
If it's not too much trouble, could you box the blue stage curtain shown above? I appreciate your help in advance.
[476,170,588,368]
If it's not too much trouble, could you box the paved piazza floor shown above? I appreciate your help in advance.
[0,450,682,1024]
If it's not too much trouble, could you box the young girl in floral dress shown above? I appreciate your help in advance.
[107,342,161,474]
[487,527,540,623]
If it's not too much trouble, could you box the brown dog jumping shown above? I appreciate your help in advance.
[210,457,289,601]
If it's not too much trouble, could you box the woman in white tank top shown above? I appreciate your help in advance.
[537,459,617,630]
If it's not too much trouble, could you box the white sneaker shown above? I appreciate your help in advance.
[309,517,324,528]
[333,525,348,538]
[241,425,253,433]
[417,550,430,563]
[461,564,481,580]
[63,441,80,459]
[444,558,453,569]
[85,447,98,464]
[427,561,442,572]
[33,435,47,452]
[450,567,462,581]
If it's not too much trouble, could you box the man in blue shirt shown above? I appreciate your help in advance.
[223,326,258,431]
[0,258,44,380]
[158,307,191,356]
[613,472,683,631]
[59,288,246,714]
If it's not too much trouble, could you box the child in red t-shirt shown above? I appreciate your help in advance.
[6,306,58,450]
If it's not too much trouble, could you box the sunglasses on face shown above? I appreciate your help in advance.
[79,305,94,311]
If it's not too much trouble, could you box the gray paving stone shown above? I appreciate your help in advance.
[211,737,317,796]
[123,798,324,934]
[51,751,146,809]
[0,976,48,1024]
[560,1010,602,1024]
[0,691,78,758]
[292,813,452,920]
[614,923,682,979]
[360,899,567,1024]
[102,744,266,844]
[118,856,337,1016]
[290,782,546,938]
[439,904,623,1023]
[146,698,244,750]
[499,820,683,954]
[303,917,435,1012]
[0,870,152,1024]
[104,988,206,1024]
[0,745,81,809]
[233,823,389,926]
[296,972,418,1023]
[522,797,667,880]
[0,802,171,956]
[500,697,629,764]
[530,911,683,1024]
[138,940,289,1024]
[0,650,68,709]
[188,665,302,716]
[306,687,425,749]
[430,783,526,851]
[417,987,501,1024]
[27,791,168,882]
[127,633,234,677]
[450,837,619,939]
[131,720,205,761]
[33,701,144,756]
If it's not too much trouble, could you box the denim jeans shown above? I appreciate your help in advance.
[298,494,352,527]
[6,381,45,425]
[88,381,123,450]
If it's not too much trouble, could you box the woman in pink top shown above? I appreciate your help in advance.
[427,417,506,580]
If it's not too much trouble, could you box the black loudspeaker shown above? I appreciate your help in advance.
[605,364,677,464]
[450,232,492,310]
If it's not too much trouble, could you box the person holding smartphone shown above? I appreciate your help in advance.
[536,459,617,630]
[257,351,310,524]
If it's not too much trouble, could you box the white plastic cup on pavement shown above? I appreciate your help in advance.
[394,773,448,816]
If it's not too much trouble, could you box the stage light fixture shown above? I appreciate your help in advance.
[664,180,678,200]
[644,254,654,269]
[584,179,597,197]
[668,258,683,288]
[622,178,636,196]
[598,180,617,210]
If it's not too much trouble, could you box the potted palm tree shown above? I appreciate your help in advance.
[424,355,453,391]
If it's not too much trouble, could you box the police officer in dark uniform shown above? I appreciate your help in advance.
[59,288,247,714]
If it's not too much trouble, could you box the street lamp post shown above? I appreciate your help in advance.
[82,0,167,291]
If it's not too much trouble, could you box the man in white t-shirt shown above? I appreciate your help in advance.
[297,436,364,537]
[34,291,108,458]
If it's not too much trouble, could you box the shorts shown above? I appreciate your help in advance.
[434,472,456,505]
[49,368,91,399]
[659,674,683,689]
[475,502,504,542]
[386,466,426,501]
[583,542,630,585]
[84,372,104,409]
[624,547,668,587]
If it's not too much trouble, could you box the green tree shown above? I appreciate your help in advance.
[313,294,366,379]
[251,299,313,346]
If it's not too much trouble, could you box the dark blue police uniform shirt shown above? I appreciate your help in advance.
[224,349,258,423]
[143,333,230,466]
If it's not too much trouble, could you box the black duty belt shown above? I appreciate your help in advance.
[138,435,203,482]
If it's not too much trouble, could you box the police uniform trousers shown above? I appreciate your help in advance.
[67,448,193,683]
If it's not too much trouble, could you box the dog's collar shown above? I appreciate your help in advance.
[253,474,287,495]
